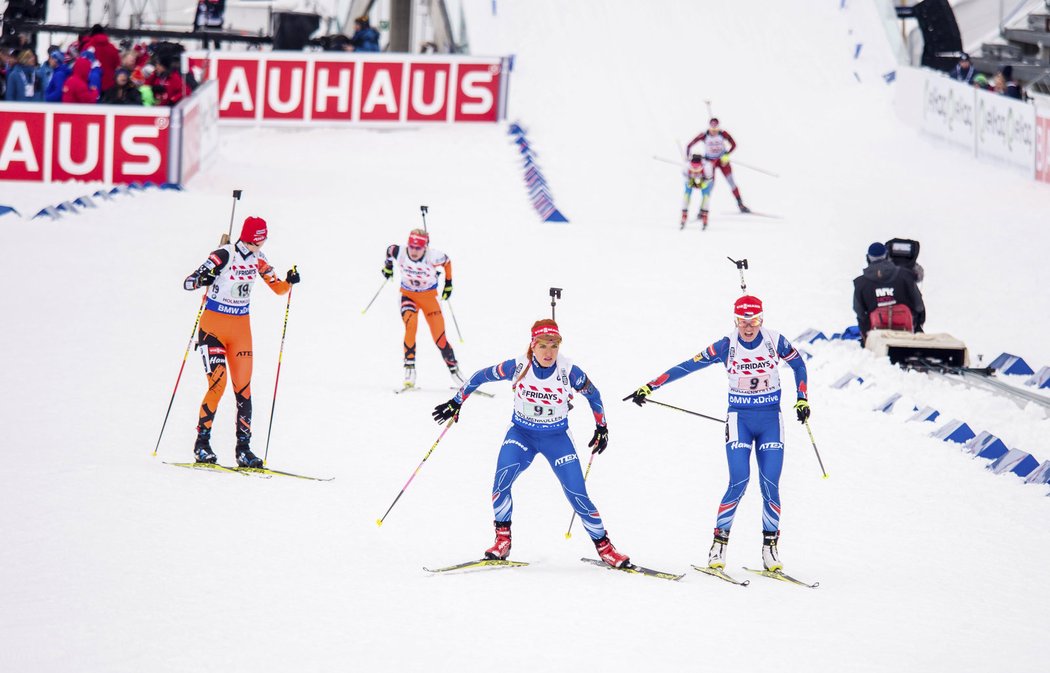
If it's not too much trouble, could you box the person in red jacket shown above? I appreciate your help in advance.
[85,25,120,90]
[145,56,185,106]
[61,57,97,104]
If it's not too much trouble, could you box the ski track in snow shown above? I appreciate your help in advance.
[1,2,1048,672]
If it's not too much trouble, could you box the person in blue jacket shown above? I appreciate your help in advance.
[626,295,809,573]
[432,318,632,568]
[348,16,380,52]
[5,50,44,101]
[44,50,72,102]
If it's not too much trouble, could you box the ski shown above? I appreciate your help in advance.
[692,565,750,586]
[424,559,529,573]
[743,567,819,588]
[743,210,781,220]
[580,558,684,581]
[394,385,420,394]
[164,461,269,478]
[720,210,782,220]
[233,467,334,482]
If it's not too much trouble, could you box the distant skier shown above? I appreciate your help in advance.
[625,295,808,572]
[686,117,750,213]
[431,319,631,568]
[383,229,462,389]
[681,154,713,230]
[182,216,300,467]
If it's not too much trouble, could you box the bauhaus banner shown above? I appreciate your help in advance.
[184,51,511,125]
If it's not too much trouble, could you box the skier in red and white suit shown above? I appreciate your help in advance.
[685,117,750,213]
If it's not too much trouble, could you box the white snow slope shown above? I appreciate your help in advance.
[1,2,1048,672]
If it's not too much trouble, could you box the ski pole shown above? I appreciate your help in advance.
[445,298,464,343]
[651,155,683,167]
[804,418,829,479]
[262,272,295,466]
[361,278,390,314]
[732,159,779,178]
[564,451,595,539]
[549,287,562,320]
[152,294,207,456]
[376,416,458,527]
[420,204,429,232]
[220,189,242,244]
[641,398,724,425]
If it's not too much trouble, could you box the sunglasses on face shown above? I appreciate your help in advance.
[734,316,762,327]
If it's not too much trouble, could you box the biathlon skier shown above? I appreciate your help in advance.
[431,319,631,568]
[182,216,300,467]
[383,229,463,389]
[686,117,750,213]
[625,295,809,572]
[681,153,713,229]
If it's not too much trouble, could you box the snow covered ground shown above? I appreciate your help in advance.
[1,2,1048,672]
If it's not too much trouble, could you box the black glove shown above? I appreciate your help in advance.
[286,267,300,284]
[382,262,394,279]
[588,425,609,454]
[184,268,216,290]
[441,280,453,300]
[623,384,653,406]
[794,398,811,424]
[432,398,462,423]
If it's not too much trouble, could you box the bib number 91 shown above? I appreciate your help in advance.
[746,375,770,391]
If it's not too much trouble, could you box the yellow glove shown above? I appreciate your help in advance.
[623,385,653,406]
[794,398,811,424]
[719,153,731,166]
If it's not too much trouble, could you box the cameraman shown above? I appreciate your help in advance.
[852,242,925,346]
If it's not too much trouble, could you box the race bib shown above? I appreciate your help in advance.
[736,374,771,392]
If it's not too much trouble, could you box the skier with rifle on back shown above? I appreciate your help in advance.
[182,216,300,467]
[625,295,809,575]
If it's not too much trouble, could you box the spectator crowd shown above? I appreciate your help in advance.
[1,25,192,106]
[951,52,1024,100]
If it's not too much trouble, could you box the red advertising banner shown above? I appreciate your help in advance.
[0,104,171,184]
[1036,111,1050,184]
[185,52,509,125]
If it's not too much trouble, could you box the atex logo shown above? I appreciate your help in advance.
[553,454,577,467]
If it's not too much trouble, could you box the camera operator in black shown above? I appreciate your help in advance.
[853,242,925,346]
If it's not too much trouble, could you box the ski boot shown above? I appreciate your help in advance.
[193,430,216,464]
[403,363,417,390]
[737,199,750,214]
[449,364,465,387]
[699,209,709,230]
[708,528,730,569]
[235,443,263,469]
[594,535,630,569]
[680,209,688,230]
[484,521,512,560]
[762,530,782,572]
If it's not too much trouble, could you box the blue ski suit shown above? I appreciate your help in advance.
[646,328,808,533]
[456,356,609,540]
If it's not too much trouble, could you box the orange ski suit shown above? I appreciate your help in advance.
[401,289,456,367]
[196,258,289,443]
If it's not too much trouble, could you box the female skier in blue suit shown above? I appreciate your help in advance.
[432,319,630,568]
